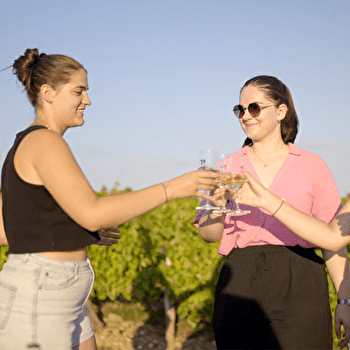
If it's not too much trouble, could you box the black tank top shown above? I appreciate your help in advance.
[1,125,100,254]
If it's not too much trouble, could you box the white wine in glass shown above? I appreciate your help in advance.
[221,171,250,216]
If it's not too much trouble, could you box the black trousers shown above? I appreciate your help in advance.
[213,245,332,350]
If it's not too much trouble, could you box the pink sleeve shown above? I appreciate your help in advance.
[310,155,342,222]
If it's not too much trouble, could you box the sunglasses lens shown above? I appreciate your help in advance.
[233,105,243,118]
[248,103,261,117]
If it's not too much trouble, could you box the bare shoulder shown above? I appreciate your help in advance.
[15,128,76,185]
[25,128,68,147]
[20,128,73,159]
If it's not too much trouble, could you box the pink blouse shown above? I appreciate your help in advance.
[194,144,342,256]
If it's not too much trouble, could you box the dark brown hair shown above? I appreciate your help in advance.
[240,75,299,147]
[12,48,85,108]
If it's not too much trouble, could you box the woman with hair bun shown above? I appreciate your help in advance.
[195,75,350,349]
[0,48,219,349]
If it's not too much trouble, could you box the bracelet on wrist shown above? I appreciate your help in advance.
[272,199,285,216]
[338,299,350,305]
[161,183,168,202]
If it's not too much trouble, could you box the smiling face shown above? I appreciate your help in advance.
[49,69,91,132]
[239,84,286,143]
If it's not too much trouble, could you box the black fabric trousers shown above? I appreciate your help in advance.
[213,245,332,350]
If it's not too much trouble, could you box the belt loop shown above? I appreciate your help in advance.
[22,253,30,264]
[74,261,78,277]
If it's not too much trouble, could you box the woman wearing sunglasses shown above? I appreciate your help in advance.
[194,75,350,349]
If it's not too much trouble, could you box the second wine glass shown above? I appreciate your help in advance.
[221,158,250,216]
[213,154,228,214]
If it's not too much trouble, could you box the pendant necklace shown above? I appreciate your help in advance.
[251,143,284,167]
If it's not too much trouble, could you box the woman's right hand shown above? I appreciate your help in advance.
[164,170,220,201]
[234,168,280,213]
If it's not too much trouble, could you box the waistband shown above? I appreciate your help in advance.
[7,253,93,273]
[227,244,324,265]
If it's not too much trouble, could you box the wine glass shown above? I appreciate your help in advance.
[222,160,250,216]
[212,154,228,214]
[195,150,220,211]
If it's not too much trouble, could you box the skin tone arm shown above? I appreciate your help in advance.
[197,187,227,243]
[20,129,219,232]
[0,195,8,246]
[235,168,350,252]
[198,211,225,243]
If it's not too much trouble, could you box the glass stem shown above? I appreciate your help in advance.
[235,200,240,211]
[222,202,226,213]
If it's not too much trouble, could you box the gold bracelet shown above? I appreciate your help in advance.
[272,199,285,216]
[161,183,168,202]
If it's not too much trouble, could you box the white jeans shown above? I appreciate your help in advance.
[0,253,95,349]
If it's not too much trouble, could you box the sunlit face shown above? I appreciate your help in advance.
[50,69,91,130]
[239,85,285,143]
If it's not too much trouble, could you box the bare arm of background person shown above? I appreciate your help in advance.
[0,195,8,246]
[236,169,350,252]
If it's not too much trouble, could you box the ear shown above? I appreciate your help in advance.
[277,104,288,122]
[40,84,55,103]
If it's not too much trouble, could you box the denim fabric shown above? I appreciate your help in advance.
[0,253,95,349]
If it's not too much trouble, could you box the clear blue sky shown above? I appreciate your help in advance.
[1,0,349,196]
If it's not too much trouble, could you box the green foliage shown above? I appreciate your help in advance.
[0,246,8,269]
[342,195,350,205]
[88,190,222,327]
[1,189,350,336]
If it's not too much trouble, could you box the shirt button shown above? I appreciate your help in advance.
[253,235,257,239]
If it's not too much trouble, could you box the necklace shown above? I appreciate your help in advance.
[251,143,284,167]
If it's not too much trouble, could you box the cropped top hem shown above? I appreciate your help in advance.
[8,241,91,255]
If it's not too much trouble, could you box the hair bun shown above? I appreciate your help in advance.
[11,48,84,108]
[12,48,43,88]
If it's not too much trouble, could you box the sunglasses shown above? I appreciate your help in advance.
[233,103,277,119]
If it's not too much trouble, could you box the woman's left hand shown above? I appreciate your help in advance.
[335,304,350,349]
[211,185,229,209]
[96,227,121,246]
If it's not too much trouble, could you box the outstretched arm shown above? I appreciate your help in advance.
[235,169,350,252]
[28,130,220,232]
